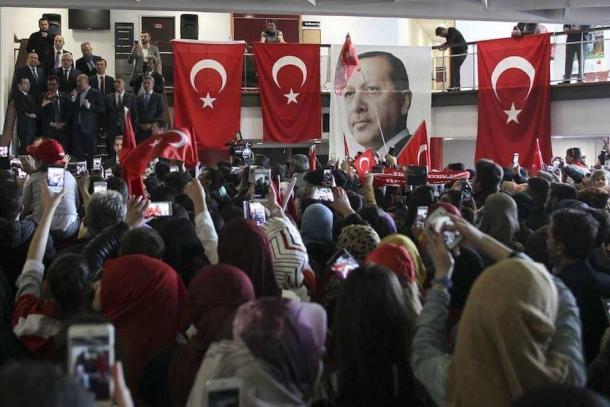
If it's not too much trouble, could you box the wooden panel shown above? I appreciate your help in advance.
[302,29,321,44]
[141,16,175,53]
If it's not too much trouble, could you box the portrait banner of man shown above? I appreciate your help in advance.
[330,45,431,159]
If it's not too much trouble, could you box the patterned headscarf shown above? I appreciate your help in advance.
[263,218,309,290]
[337,224,380,261]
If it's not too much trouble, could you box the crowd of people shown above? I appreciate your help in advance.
[13,17,166,164]
[2,130,610,407]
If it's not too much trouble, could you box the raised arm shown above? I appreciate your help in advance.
[185,178,218,264]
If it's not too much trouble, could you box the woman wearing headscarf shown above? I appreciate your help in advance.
[366,243,422,327]
[334,265,424,406]
[412,216,586,407]
[301,203,336,280]
[263,217,311,301]
[478,192,524,254]
[92,255,189,402]
[187,298,327,406]
[336,224,380,262]
[218,219,281,298]
[381,234,428,288]
[167,265,254,407]
[360,205,397,239]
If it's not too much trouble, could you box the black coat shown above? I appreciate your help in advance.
[26,31,55,63]
[44,49,73,76]
[76,55,101,77]
[130,71,165,95]
[104,92,137,137]
[40,91,71,138]
[13,65,46,100]
[135,92,165,124]
[55,67,81,93]
[89,74,116,97]
[71,87,104,136]
[13,90,39,141]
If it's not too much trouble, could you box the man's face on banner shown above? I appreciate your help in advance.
[343,55,411,150]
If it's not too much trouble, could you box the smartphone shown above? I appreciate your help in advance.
[460,180,473,205]
[243,201,266,226]
[169,165,179,173]
[0,146,8,158]
[218,185,230,201]
[252,168,271,201]
[76,161,87,177]
[426,207,463,249]
[93,157,102,172]
[602,298,610,325]
[311,186,334,202]
[230,166,243,175]
[47,167,65,193]
[512,153,519,166]
[247,165,261,183]
[16,168,27,180]
[104,168,113,179]
[416,206,429,228]
[68,323,114,406]
[389,146,396,156]
[327,249,360,280]
[145,201,172,218]
[205,377,243,407]
[323,169,333,186]
[134,40,139,45]
[93,181,107,194]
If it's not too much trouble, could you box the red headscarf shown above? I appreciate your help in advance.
[366,243,416,286]
[218,219,281,298]
[168,264,255,407]
[100,255,189,398]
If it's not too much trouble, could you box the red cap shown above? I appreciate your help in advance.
[27,139,65,165]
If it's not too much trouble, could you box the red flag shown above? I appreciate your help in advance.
[308,144,318,172]
[476,34,552,171]
[530,138,546,176]
[343,133,351,159]
[253,43,321,143]
[119,107,137,162]
[334,34,360,95]
[172,40,244,150]
[354,148,376,177]
[121,128,197,196]
[397,120,430,167]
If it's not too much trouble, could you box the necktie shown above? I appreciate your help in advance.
[55,51,60,68]
[31,67,38,82]
[118,94,123,109]
[100,76,105,94]
[54,97,61,122]
[64,69,69,82]
[144,93,150,107]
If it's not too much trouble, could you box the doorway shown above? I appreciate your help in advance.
[141,16,175,85]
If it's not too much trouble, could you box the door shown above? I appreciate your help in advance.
[141,16,175,85]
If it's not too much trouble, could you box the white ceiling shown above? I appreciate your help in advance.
[2,0,610,24]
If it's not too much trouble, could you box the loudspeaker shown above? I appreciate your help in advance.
[180,14,198,40]
[42,13,62,36]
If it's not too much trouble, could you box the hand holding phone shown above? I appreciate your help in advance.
[425,207,463,249]
[252,168,271,201]
[311,187,334,202]
[327,249,360,280]
[145,201,172,219]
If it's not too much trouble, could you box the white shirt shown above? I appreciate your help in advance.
[115,91,125,106]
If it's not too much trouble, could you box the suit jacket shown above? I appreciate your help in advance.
[76,55,101,77]
[13,65,46,100]
[26,31,55,63]
[127,44,162,81]
[135,92,165,124]
[13,90,39,137]
[89,74,116,97]
[130,71,165,95]
[56,67,82,93]
[71,87,104,136]
[104,92,137,136]
[45,48,73,75]
[40,91,71,138]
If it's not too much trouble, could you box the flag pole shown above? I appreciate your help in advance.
[357,68,389,156]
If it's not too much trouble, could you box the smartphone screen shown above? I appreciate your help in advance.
[93,181,107,194]
[0,146,8,158]
[145,201,172,218]
[603,298,610,325]
[169,165,179,173]
[416,206,428,227]
[253,169,271,200]
[389,146,396,156]
[93,158,102,172]
[76,161,87,177]
[47,167,65,193]
[328,249,360,280]
[104,168,113,178]
[426,207,463,249]
[68,324,114,404]
[323,169,333,186]
[460,181,473,204]
[512,153,519,166]
[312,187,334,202]
[17,168,27,180]
[230,166,243,175]
[243,201,266,226]
[205,378,243,407]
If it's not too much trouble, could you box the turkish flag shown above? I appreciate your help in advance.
[476,34,552,171]
[119,107,137,162]
[121,129,198,196]
[253,43,321,143]
[172,40,244,150]
[354,148,376,178]
[397,120,430,167]
[334,34,360,95]
[530,138,545,176]
[308,144,318,171]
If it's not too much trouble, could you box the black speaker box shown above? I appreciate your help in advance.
[180,14,198,40]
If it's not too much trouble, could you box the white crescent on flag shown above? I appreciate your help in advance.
[272,55,307,88]
[167,129,190,148]
[417,144,428,164]
[490,56,536,101]
[190,59,228,93]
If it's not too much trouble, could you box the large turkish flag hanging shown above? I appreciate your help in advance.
[172,40,244,150]
[253,43,321,143]
[476,34,552,170]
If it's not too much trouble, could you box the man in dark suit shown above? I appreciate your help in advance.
[40,75,71,150]
[44,35,72,75]
[55,53,81,94]
[75,42,101,78]
[89,59,115,97]
[13,77,40,154]
[130,56,165,95]
[135,76,165,143]
[70,74,104,163]
[26,18,55,66]
[13,52,46,101]
[103,77,135,155]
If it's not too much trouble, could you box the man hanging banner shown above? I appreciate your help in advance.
[330,44,432,160]
[253,43,321,142]
[476,34,552,169]
[172,40,244,150]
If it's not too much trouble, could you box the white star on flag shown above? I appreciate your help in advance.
[200,92,216,109]
[284,88,299,104]
[504,102,522,124]
[150,138,161,148]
